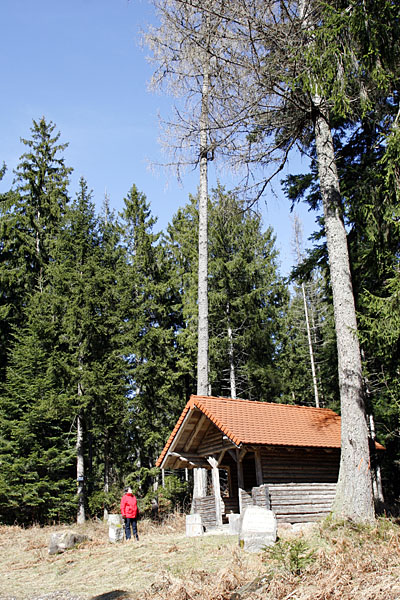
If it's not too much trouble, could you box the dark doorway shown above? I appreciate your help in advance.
[242,452,257,490]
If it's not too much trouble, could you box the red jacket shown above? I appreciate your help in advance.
[120,493,138,518]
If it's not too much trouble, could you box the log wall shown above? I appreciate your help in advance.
[268,482,337,522]
[197,427,223,456]
[258,447,339,522]
[260,447,340,483]
[192,496,218,530]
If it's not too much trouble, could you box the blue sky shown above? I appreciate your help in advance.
[1,0,319,275]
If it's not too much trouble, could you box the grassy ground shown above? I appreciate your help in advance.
[0,514,261,600]
[0,515,399,600]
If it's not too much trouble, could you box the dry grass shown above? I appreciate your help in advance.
[0,516,399,600]
[0,514,261,600]
[246,517,400,600]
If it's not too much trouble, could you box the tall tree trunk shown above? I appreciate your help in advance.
[227,302,237,399]
[313,106,374,522]
[76,398,85,524]
[293,215,319,407]
[301,282,319,407]
[103,435,110,521]
[194,51,211,506]
[197,61,210,398]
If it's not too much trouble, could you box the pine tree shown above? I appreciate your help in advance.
[0,289,76,523]
[119,185,185,493]
[208,185,287,400]
[165,187,287,401]
[50,178,129,521]
[0,118,71,381]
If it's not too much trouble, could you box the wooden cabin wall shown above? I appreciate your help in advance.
[197,427,223,455]
[260,447,340,483]
[268,482,337,522]
[192,496,217,529]
[258,447,339,522]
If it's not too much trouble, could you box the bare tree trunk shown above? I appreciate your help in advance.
[314,107,374,522]
[301,282,319,407]
[76,398,85,524]
[369,414,384,504]
[103,436,109,521]
[227,302,237,398]
[193,43,212,508]
[293,216,319,407]
[197,61,210,398]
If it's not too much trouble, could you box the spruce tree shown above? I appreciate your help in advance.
[119,185,185,492]
[165,186,287,401]
[0,119,74,522]
[208,185,287,400]
[0,118,71,380]
[0,288,76,523]
[278,273,338,409]
[50,178,129,521]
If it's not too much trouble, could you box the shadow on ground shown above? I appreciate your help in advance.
[90,591,131,600]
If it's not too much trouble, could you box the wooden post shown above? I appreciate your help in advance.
[193,468,207,496]
[255,448,263,486]
[208,457,223,527]
[236,449,244,490]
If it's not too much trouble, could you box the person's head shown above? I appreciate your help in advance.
[127,486,133,495]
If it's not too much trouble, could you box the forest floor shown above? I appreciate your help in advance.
[0,513,399,600]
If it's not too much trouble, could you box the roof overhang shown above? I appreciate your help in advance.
[157,402,240,469]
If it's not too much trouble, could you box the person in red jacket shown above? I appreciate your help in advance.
[120,487,139,541]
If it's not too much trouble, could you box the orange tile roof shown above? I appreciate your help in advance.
[156,395,343,467]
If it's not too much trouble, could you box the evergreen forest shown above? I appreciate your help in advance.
[0,0,399,524]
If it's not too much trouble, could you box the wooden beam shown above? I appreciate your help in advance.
[217,448,227,467]
[238,447,248,462]
[168,451,208,468]
[184,413,207,452]
[159,407,195,468]
[228,449,238,463]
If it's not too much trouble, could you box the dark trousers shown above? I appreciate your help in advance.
[124,517,138,540]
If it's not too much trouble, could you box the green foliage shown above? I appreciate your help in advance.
[277,271,339,409]
[88,486,122,518]
[119,185,187,482]
[263,538,316,576]
[128,473,190,517]
[0,118,71,381]
[299,0,399,121]
[156,474,190,513]
[165,185,287,401]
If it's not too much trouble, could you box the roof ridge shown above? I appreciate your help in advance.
[191,394,338,413]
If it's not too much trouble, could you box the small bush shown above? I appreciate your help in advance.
[139,474,190,518]
[88,486,121,518]
[263,538,315,576]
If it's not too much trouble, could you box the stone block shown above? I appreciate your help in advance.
[228,513,241,535]
[108,514,123,527]
[48,531,88,555]
[108,513,124,543]
[186,513,203,537]
[238,505,277,553]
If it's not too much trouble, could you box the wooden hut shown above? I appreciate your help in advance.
[157,395,346,526]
